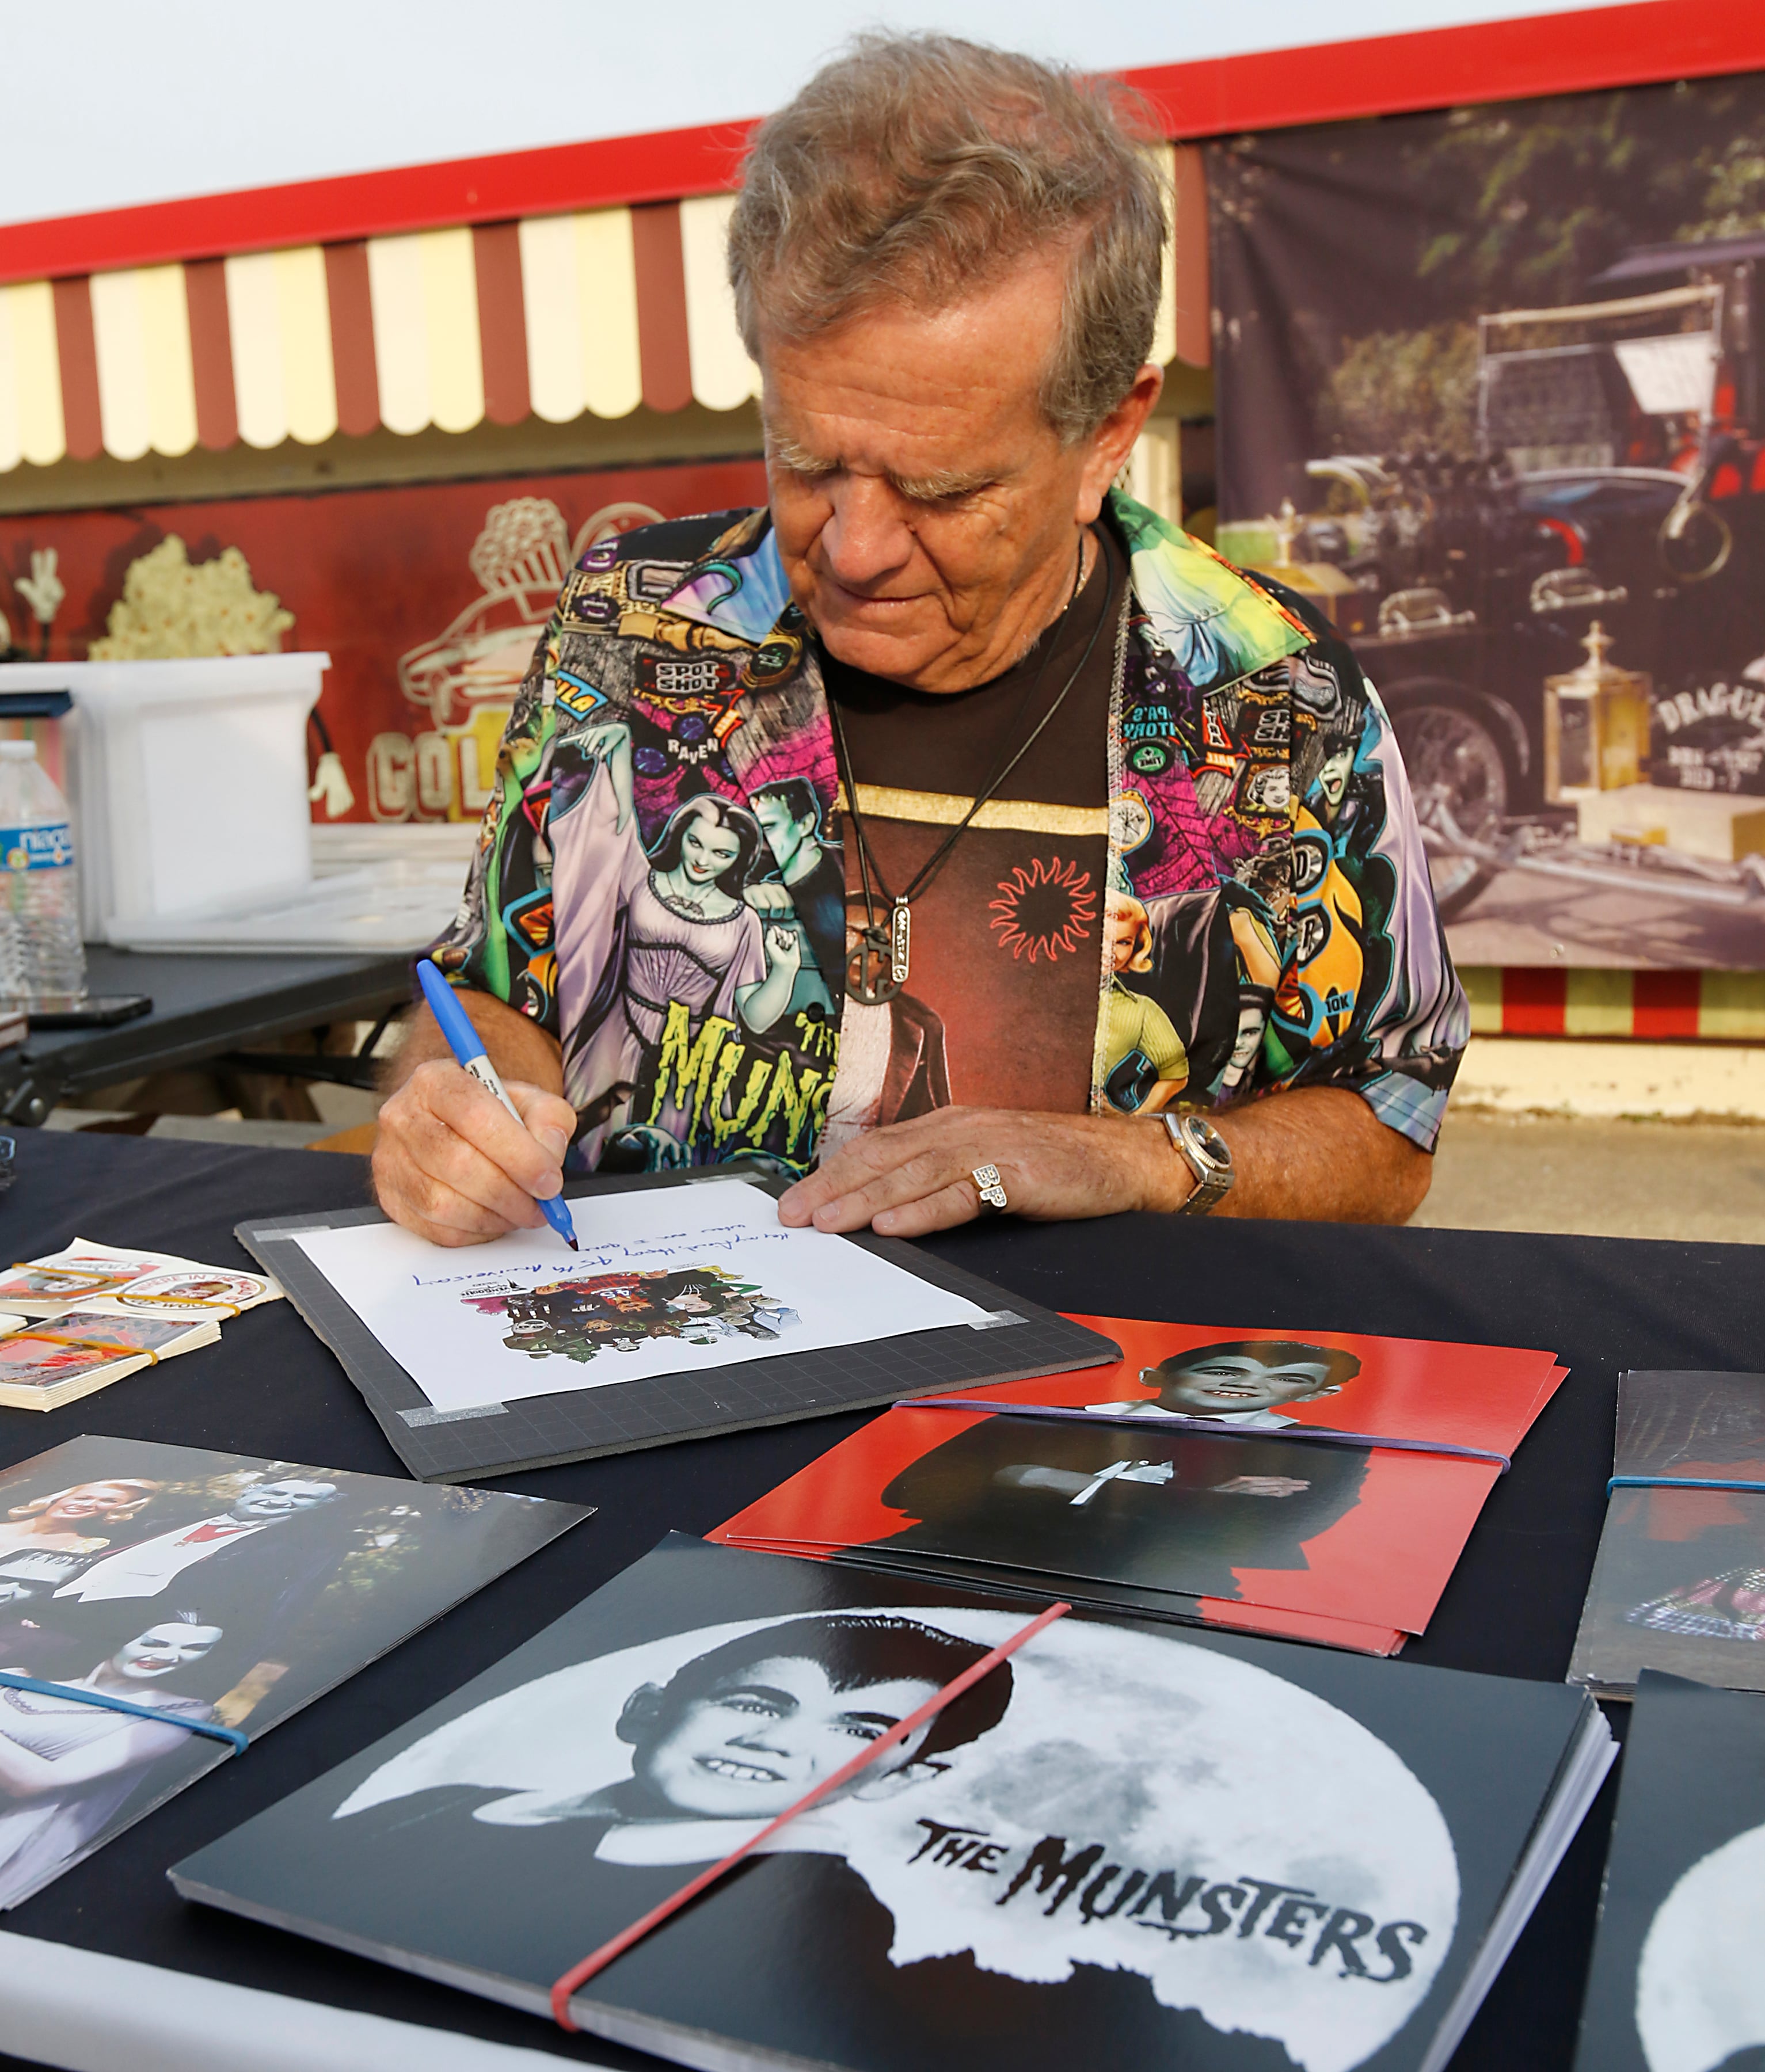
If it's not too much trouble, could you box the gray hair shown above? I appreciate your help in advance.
[728,34,1167,443]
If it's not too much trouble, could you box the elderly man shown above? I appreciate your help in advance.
[375,35,1466,1247]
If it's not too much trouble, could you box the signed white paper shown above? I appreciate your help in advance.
[294,1180,989,1411]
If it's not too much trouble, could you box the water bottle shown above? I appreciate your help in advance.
[0,740,86,1010]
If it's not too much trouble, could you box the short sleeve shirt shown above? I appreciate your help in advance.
[430,492,1469,1175]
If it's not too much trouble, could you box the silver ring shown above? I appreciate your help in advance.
[971,1163,1009,1214]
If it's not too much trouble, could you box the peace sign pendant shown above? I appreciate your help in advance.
[848,927,900,1005]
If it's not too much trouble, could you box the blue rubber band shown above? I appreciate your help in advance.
[911,1398,1512,1471]
[0,1671,248,1752]
[1607,1475,1765,1498]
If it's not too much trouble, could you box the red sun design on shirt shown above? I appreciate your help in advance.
[989,855,1100,962]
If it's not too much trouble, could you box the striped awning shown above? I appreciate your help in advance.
[0,148,1200,474]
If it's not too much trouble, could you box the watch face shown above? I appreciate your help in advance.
[1187,1118,1231,1171]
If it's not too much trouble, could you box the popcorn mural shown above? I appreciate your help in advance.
[0,460,769,824]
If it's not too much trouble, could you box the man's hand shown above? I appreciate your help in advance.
[374,1062,579,1248]
[776,1085,1433,1234]
[778,1107,1177,1237]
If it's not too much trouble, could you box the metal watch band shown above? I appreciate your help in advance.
[1159,1112,1235,1216]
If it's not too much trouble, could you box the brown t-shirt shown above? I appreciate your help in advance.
[819,527,1122,1140]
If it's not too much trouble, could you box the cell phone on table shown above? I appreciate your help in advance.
[26,994,153,1029]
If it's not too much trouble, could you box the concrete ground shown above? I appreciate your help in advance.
[1416,1110,1765,1245]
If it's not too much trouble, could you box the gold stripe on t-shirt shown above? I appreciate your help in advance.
[835,782,1110,837]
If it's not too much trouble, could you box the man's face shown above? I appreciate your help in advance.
[113,1623,222,1679]
[753,795,814,874]
[762,252,1158,693]
[632,1654,941,1818]
[1150,1351,1340,1415]
[1228,1005,1264,1073]
[230,1479,337,1519]
[679,815,743,888]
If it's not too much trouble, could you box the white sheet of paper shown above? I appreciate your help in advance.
[293,1180,989,1411]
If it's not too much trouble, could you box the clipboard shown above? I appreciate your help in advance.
[237,1168,1120,1482]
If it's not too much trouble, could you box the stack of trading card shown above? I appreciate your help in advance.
[0,1239,281,1411]
[714,1315,1568,1657]
[1569,1368,1765,1697]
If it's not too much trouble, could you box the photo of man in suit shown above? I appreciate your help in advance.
[878,1399,1368,1605]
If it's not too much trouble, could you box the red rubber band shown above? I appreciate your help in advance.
[549,1597,1070,2029]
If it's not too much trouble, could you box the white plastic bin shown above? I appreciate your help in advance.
[0,655,329,939]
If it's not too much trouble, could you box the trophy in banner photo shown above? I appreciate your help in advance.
[1545,621,1653,801]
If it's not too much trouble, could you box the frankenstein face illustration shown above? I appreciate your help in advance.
[1142,1339,1363,1416]
[617,1615,1011,1821]
[229,1479,339,1520]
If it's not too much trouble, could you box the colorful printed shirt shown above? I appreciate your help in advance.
[432,490,1469,1175]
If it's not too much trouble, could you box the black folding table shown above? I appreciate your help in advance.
[2,1125,1755,2072]
[0,946,412,1123]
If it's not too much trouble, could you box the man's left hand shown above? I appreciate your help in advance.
[777,1106,1187,1236]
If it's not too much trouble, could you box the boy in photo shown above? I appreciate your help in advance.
[1089,1339,1363,1429]
[337,1612,1011,1868]
[541,1613,1010,1835]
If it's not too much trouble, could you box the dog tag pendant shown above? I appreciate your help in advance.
[890,899,911,986]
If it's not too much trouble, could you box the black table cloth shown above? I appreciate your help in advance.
[2,1125,1756,2071]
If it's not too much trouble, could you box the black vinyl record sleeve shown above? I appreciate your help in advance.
[1569,1371,1765,1697]
[174,1534,1610,2072]
[238,1170,1119,1483]
[1572,1672,1765,2072]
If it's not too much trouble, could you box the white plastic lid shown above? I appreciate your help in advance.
[0,741,37,761]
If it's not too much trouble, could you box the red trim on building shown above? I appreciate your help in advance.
[631,203,694,415]
[0,122,755,288]
[1122,0,1765,139]
[50,279,102,462]
[473,223,531,429]
[1501,968,1568,1036]
[182,258,238,452]
[1632,969,1702,1039]
[324,243,380,440]
[3,3,1760,288]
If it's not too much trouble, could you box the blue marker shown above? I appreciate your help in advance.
[415,958,578,1251]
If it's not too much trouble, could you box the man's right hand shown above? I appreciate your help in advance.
[372,1061,579,1247]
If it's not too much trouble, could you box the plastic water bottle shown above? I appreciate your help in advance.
[0,740,86,1010]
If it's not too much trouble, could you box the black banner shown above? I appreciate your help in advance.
[1209,74,1765,968]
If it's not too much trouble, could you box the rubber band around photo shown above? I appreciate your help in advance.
[0,1672,248,1752]
[910,1398,1512,1471]
[1608,1475,1765,1496]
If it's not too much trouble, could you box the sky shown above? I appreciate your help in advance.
[0,0,1638,228]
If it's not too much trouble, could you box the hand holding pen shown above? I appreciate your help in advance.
[370,962,582,1250]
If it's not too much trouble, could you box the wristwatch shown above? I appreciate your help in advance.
[1159,1112,1235,1215]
